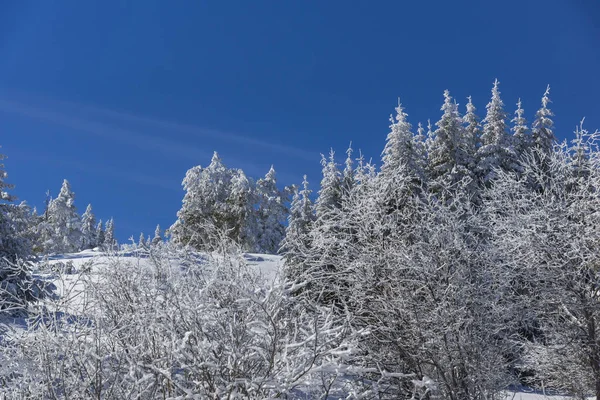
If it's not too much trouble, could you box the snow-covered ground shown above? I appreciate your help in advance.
[504,390,593,400]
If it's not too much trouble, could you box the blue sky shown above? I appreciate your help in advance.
[0,0,598,241]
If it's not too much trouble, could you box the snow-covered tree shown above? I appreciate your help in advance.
[314,151,342,220]
[463,96,481,164]
[0,149,38,312]
[476,80,518,182]
[428,90,473,197]
[138,232,146,248]
[80,204,96,250]
[170,153,288,253]
[152,224,162,245]
[226,169,256,249]
[531,85,555,156]
[414,122,428,176]
[95,220,104,249]
[380,100,424,189]
[342,144,355,198]
[511,98,530,158]
[255,166,288,254]
[44,179,82,253]
[104,218,116,250]
[281,175,315,268]
[484,133,600,398]
[170,152,234,250]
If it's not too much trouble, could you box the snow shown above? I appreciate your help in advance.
[504,390,594,400]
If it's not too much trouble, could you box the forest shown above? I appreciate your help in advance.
[1,80,599,399]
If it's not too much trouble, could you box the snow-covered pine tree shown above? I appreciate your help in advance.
[428,90,473,197]
[380,100,424,186]
[0,150,33,259]
[138,232,146,248]
[531,85,555,156]
[342,144,355,198]
[170,152,235,250]
[414,122,428,177]
[0,149,37,311]
[227,169,255,250]
[314,151,342,221]
[104,218,116,250]
[511,98,530,158]
[152,224,162,245]
[80,204,96,250]
[463,96,481,166]
[567,120,593,191]
[378,100,425,212]
[255,166,288,254]
[45,179,83,254]
[476,80,518,183]
[95,220,105,249]
[282,175,315,269]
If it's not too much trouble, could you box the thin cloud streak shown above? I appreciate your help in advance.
[0,98,213,163]
[12,149,180,192]
[5,94,318,161]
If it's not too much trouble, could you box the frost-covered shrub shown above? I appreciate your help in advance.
[3,243,362,399]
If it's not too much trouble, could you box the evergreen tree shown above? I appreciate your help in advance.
[428,90,472,196]
[45,179,82,253]
[152,224,162,245]
[414,122,428,176]
[138,232,147,248]
[476,80,518,182]
[227,169,255,250]
[342,144,355,198]
[104,218,116,250]
[80,204,96,250]
[95,220,105,249]
[255,166,288,254]
[511,98,530,157]
[314,151,342,220]
[380,100,424,186]
[170,152,234,250]
[532,85,555,156]
[463,96,481,164]
[0,149,37,310]
[282,175,315,267]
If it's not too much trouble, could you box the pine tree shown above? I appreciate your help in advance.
[380,100,424,186]
[342,144,355,198]
[314,151,342,220]
[476,80,518,183]
[138,232,147,248]
[104,218,116,250]
[0,149,36,310]
[532,85,555,156]
[510,98,530,159]
[282,175,316,267]
[45,179,83,253]
[428,90,472,196]
[255,166,288,254]
[152,224,162,245]
[463,96,481,164]
[170,152,235,250]
[414,122,428,176]
[0,150,20,259]
[227,169,255,250]
[80,204,96,250]
[95,220,105,249]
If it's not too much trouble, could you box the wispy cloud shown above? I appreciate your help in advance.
[0,98,213,163]
[0,94,318,162]
[11,149,181,192]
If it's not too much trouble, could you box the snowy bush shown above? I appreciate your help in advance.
[1,243,365,399]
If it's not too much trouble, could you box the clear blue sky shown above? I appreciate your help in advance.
[0,1,598,242]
